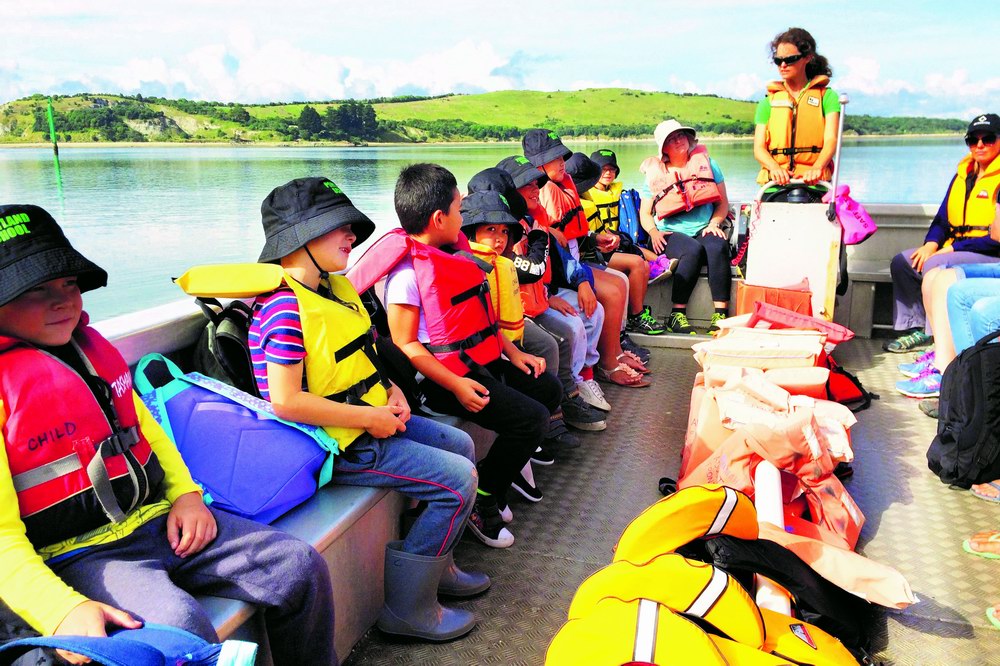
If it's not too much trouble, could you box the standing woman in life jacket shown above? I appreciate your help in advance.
[753,27,841,187]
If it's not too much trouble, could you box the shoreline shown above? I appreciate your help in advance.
[0,133,963,150]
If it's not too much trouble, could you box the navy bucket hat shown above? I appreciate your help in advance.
[258,177,376,263]
[590,149,620,177]
[460,190,524,245]
[0,204,107,307]
[467,167,528,221]
[522,129,572,168]
[497,155,549,190]
[565,152,601,194]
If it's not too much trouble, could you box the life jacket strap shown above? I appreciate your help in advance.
[450,281,491,307]
[650,176,716,215]
[424,323,500,355]
[453,251,494,274]
[328,328,392,403]
[551,205,583,231]
[950,224,990,236]
[10,426,142,495]
[769,146,821,156]
[324,371,383,406]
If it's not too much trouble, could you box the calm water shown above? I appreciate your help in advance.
[0,138,966,321]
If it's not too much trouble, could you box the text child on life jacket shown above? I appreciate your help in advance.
[249,177,486,642]
[496,156,614,421]
[566,153,669,335]
[522,129,651,388]
[639,120,732,335]
[884,113,1000,355]
[466,169,604,446]
[348,164,563,550]
[753,27,840,187]
[0,204,335,666]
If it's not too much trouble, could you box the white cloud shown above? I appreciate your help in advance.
[837,57,914,96]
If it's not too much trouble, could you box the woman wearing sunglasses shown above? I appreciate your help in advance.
[753,27,840,187]
[882,113,1000,354]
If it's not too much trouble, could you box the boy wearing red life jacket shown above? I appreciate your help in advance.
[347,164,563,550]
[0,205,335,665]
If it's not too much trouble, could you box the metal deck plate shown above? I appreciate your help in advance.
[346,339,998,665]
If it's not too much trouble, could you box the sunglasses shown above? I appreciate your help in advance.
[965,133,998,147]
[773,54,805,67]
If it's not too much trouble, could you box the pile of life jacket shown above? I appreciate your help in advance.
[546,485,914,665]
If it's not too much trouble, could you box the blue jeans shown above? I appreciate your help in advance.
[947,278,1000,353]
[533,289,604,386]
[331,415,476,557]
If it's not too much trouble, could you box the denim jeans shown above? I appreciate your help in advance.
[890,248,1000,331]
[331,415,476,557]
[946,278,1000,353]
[533,289,604,387]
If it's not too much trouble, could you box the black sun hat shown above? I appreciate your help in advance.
[0,204,107,307]
[590,149,620,177]
[497,155,549,190]
[565,152,601,194]
[460,190,523,246]
[258,177,376,263]
[522,129,572,168]
[467,167,528,221]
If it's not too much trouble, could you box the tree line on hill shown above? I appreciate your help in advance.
[17,93,968,144]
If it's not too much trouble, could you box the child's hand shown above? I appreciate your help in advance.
[365,405,407,439]
[548,295,577,316]
[577,282,598,318]
[167,491,217,558]
[511,350,546,377]
[386,385,411,424]
[596,232,619,252]
[549,227,569,248]
[55,601,142,664]
[453,377,490,413]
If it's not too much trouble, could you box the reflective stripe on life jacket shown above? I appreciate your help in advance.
[944,152,1000,245]
[581,181,624,233]
[641,146,723,220]
[347,229,503,376]
[538,177,591,240]
[757,76,832,185]
[0,322,165,548]
[469,241,525,343]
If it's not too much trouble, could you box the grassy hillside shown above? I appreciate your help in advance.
[0,90,966,144]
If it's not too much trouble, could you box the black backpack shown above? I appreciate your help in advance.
[190,297,260,398]
[926,330,1000,488]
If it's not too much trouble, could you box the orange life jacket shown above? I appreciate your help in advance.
[758,76,833,184]
[641,146,722,219]
[538,176,591,240]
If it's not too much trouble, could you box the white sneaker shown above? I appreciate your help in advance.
[578,379,611,412]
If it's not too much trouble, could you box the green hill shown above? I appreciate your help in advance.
[0,90,967,144]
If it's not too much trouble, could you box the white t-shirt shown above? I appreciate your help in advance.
[383,257,430,343]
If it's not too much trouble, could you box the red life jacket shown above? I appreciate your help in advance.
[346,229,503,376]
[538,176,591,241]
[0,317,165,548]
[641,146,722,220]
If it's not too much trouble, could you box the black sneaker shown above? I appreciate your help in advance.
[530,445,556,465]
[562,394,607,432]
[664,311,697,335]
[620,332,651,364]
[511,472,543,503]
[467,496,514,548]
[625,306,666,335]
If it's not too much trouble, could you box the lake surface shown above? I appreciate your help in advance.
[0,138,966,321]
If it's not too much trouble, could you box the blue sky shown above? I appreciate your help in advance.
[3,1,997,119]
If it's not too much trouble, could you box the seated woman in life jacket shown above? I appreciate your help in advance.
[248,177,487,642]
[753,27,841,189]
[0,204,336,666]
[639,120,732,335]
[884,113,1000,355]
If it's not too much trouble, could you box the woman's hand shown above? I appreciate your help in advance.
[649,228,670,254]
[909,241,941,272]
[768,166,792,185]
[167,491,217,558]
[802,166,824,184]
[702,221,727,239]
[54,601,143,664]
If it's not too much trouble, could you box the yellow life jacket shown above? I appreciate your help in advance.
[757,76,832,185]
[174,263,389,450]
[468,241,525,343]
[943,152,1000,246]
[579,198,602,235]
[581,181,624,233]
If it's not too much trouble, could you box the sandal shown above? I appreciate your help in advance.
[617,351,651,374]
[596,363,651,388]
[971,481,1000,503]
[962,530,1000,560]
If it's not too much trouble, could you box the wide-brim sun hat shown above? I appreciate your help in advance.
[590,149,620,177]
[467,167,528,221]
[522,129,572,168]
[565,152,601,194]
[497,155,549,190]
[654,119,698,153]
[0,204,107,307]
[258,177,376,263]
[459,190,524,245]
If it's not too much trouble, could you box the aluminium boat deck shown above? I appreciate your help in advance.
[345,338,998,666]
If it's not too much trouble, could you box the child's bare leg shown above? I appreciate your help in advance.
[593,270,627,367]
[609,252,649,316]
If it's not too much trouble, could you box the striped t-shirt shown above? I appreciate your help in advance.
[248,286,306,400]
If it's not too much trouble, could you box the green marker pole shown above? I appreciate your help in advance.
[46,97,64,201]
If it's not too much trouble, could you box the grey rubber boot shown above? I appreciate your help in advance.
[377,541,477,641]
[438,551,491,597]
